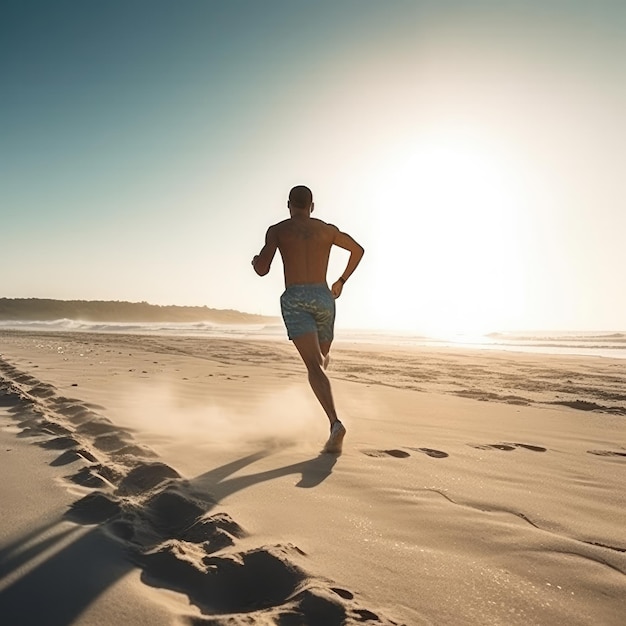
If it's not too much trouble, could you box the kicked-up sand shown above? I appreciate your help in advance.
[0,329,625,625]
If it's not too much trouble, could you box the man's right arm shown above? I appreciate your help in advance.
[252,226,278,276]
[330,228,364,298]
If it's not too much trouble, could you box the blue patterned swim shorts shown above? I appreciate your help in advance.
[280,283,336,342]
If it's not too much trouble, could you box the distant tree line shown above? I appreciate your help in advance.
[0,298,276,324]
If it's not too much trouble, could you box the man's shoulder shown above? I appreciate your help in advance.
[311,218,339,231]
[267,219,290,232]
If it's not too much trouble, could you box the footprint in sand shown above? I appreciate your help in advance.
[330,587,354,600]
[472,443,547,452]
[508,442,547,452]
[362,449,410,458]
[587,450,626,458]
[407,447,449,458]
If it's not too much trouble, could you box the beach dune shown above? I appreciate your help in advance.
[1,330,625,625]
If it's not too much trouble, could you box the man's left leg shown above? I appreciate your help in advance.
[292,333,345,453]
[292,332,338,426]
[314,299,344,451]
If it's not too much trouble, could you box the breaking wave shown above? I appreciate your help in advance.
[0,318,285,338]
[1,320,624,358]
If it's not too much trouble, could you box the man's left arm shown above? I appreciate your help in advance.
[252,226,278,276]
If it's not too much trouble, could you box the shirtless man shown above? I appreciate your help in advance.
[252,185,364,453]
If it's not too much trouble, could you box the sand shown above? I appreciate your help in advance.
[0,329,625,625]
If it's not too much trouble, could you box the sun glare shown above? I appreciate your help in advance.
[372,130,527,334]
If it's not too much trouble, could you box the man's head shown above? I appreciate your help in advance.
[288,185,314,214]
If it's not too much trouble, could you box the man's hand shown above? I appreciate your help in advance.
[252,255,259,267]
[331,279,344,299]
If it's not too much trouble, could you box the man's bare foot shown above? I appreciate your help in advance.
[323,420,346,453]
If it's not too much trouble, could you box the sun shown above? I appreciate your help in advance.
[370,129,528,334]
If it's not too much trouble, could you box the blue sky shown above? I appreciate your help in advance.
[2,1,625,332]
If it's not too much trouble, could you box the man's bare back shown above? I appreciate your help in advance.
[253,209,363,298]
[252,185,364,453]
[270,217,335,286]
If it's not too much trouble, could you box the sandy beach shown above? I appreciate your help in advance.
[1,329,625,625]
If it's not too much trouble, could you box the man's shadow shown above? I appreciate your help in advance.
[192,445,338,498]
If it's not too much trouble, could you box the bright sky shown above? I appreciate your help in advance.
[2,1,625,333]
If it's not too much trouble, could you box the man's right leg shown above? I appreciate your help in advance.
[320,340,332,370]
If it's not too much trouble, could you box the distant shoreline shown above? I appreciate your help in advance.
[0,298,277,325]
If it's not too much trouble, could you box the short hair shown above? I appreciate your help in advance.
[288,185,313,209]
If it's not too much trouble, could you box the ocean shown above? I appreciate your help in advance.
[1,319,625,360]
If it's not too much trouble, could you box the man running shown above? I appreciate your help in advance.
[252,185,364,453]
